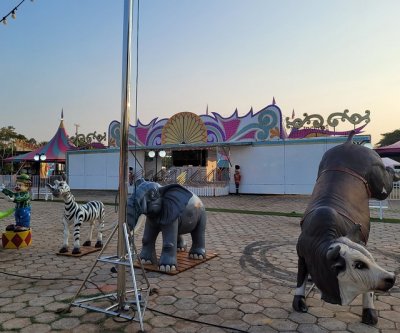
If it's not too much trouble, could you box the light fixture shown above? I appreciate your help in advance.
[158,150,166,158]
[2,17,7,25]
[11,10,16,19]
[148,151,155,158]
[34,153,47,161]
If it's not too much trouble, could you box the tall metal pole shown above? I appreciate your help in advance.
[117,0,133,309]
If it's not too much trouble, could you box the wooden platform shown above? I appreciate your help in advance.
[56,246,101,257]
[134,250,218,275]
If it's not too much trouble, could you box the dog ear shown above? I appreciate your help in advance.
[327,245,346,275]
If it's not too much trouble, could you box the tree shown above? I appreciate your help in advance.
[376,129,400,148]
[0,126,43,174]
[0,126,27,142]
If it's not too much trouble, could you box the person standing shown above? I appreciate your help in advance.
[129,167,134,186]
[234,165,241,195]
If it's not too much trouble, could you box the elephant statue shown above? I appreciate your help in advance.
[127,179,207,272]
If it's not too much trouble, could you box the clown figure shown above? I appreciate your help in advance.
[1,174,32,232]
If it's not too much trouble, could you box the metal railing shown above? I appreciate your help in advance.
[390,181,400,200]
[0,174,64,187]
[155,166,230,187]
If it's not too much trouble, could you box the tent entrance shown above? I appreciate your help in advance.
[172,149,207,167]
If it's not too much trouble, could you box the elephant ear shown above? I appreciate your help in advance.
[158,184,193,226]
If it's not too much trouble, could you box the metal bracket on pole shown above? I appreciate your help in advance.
[68,223,150,331]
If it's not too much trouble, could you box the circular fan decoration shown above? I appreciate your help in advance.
[161,112,207,144]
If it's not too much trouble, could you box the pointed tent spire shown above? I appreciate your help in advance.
[61,108,64,120]
[292,109,295,119]
[272,97,276,105]
[206,104,209,115]
[249,106,253,113]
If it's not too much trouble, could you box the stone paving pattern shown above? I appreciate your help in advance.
[0,191,399,333]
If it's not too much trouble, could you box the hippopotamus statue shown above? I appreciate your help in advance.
[293,131,400,325]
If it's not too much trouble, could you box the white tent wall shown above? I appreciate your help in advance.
[66,135,370,194]
[228,136,369,195]
[66,149,145,190]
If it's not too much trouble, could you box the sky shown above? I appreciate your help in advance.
[1,0,399,146]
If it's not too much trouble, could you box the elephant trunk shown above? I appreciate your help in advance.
[127,194,143,231]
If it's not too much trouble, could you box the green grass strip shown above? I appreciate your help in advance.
[206,207,400,223]
[45,199,400,224]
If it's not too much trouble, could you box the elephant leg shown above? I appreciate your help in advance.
[140,222,158,265]
[177,235,187,251]
[293,256,309,313]
[159,221,179,272]
[189,211,206,259]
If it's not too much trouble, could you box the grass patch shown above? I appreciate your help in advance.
[206,208,400,223]
[206,208,303,218]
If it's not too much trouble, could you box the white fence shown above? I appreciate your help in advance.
[390,181,400,200]
[0,175,62,200]
[185,185,230,197]
[1,176,399,199]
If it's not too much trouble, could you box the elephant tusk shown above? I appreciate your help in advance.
[134,214,146,235]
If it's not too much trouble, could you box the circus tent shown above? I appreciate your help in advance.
[375,140,400,155]
[5,117,76,163]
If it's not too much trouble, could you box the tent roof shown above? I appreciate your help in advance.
[381,157,400,168]
[375,140,400,154]
[5,119,76,163]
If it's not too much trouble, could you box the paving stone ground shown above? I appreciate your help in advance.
[0,192,399,332]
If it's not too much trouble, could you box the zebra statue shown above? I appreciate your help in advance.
[47,178,105,254]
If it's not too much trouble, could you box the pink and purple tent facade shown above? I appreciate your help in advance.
[5,120,75,163]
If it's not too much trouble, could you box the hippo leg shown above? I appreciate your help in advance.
[293,256,308,312]
[362,292,378,325]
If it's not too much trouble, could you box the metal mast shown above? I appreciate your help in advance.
[117,0,133,307]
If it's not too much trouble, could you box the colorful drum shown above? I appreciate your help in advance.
[2,229,32,249]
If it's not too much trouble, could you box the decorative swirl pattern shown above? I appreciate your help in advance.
[286,110,370,131]
[70,131,106,147]
[286,113,324,129]
[204,122,226,143]
[327,110,370,128]
[107,121,120,147]
[108,104,370,147]
[231,108,280,141]
[146,125,164,146]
